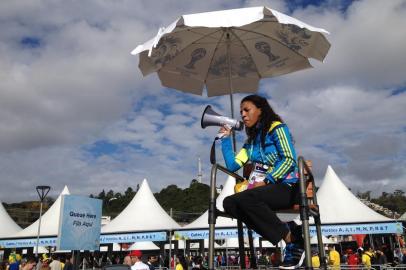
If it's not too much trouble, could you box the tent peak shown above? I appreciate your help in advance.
[61,185,70,195]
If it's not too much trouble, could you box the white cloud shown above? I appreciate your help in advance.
[0,0,405,203]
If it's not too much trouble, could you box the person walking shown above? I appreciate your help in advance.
[123,256,132,267]
[128,250,149,270]
[62,256,73,270]
[328,245,340,270]
[22,258,37,270]
[175,255,187,270]
[146,255,157,270]
[346,249,359,270]
[361,246,375,269]
[49,255,61,270]
[220,94,303,269]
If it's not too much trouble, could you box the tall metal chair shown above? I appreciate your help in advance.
[207,156,327,270]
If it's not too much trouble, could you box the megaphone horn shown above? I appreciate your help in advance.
[201,105,243,131]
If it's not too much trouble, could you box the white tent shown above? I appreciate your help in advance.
[310,235,336,244]
[164,239,221,249]
[0,201,22,238]
[222,237,249,248]
[253,237,274,248]
[102,179,180,233]
[127,241,160,250]
[10,186,70,238]
[100,243,122,252]
[182,176,238,229]
[315,166,393,224]
[165,240,185,249]
[190,239,222,249]
[399,212,406,221]
[221,237,275,248]
[33,246,49,253]
[21,246,49,254]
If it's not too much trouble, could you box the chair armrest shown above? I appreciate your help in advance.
[213,164,245,183]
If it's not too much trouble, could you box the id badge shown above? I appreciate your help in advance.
[247,163,269,189]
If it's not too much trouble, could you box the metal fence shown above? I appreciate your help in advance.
[88,265,406,270]
[202,264,406,270]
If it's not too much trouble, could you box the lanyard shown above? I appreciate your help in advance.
[248,133,266,164]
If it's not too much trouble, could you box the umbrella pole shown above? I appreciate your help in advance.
[225,30,250,270]
[225,30,237,153]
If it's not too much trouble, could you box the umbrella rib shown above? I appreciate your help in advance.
[184,27,224,44]
[170,26,223,45]
[229,28,262,79]
[203,29,227,84]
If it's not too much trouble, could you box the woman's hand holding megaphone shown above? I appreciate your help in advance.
[217,124,232,139]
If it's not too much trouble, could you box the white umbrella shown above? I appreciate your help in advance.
[131,6,330,116]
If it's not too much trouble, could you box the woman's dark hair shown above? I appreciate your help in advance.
[241,94,283,144]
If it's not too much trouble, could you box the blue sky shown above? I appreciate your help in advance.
[0,0,405,203]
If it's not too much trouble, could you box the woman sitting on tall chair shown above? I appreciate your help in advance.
[219,94,304,269]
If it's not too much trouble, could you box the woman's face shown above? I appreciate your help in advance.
[240,100,261,128]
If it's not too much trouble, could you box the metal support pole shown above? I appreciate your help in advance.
[208,165,218,270]
[35,185,50,259]
[73,250,80,270]
[169,208,173,270]
[35,201,44,258]
[248,229,257,269]
[208,164,245,270]
[298,158,313,270]
[315,216,327,270]
[237,221,246,269]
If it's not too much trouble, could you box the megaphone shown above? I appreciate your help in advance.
[201,105,243,131]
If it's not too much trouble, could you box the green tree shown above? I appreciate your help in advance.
[371,190,406,215]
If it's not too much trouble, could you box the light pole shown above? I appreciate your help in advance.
[35,185,50,259]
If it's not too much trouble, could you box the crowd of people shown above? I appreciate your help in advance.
[308,244,406,269]
[1,244,406,270]
[0,253,73,270]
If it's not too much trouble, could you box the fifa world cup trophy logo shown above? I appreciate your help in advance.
[255,41,279,62]
[184,48,207,69]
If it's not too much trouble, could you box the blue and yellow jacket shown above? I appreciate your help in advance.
[221,121,298,184]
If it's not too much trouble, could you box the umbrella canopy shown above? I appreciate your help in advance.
[131,6,330,97]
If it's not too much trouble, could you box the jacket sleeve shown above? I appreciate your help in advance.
[221,136,248,172]
[265,124,297,183]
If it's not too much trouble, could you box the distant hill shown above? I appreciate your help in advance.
[3,199,53,228]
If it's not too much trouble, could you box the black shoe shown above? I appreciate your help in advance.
[279,243,305,269]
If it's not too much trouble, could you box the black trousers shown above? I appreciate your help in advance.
[223,183,298,245]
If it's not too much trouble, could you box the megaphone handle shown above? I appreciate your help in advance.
[216,132,226,139]
[210,140,216,165]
